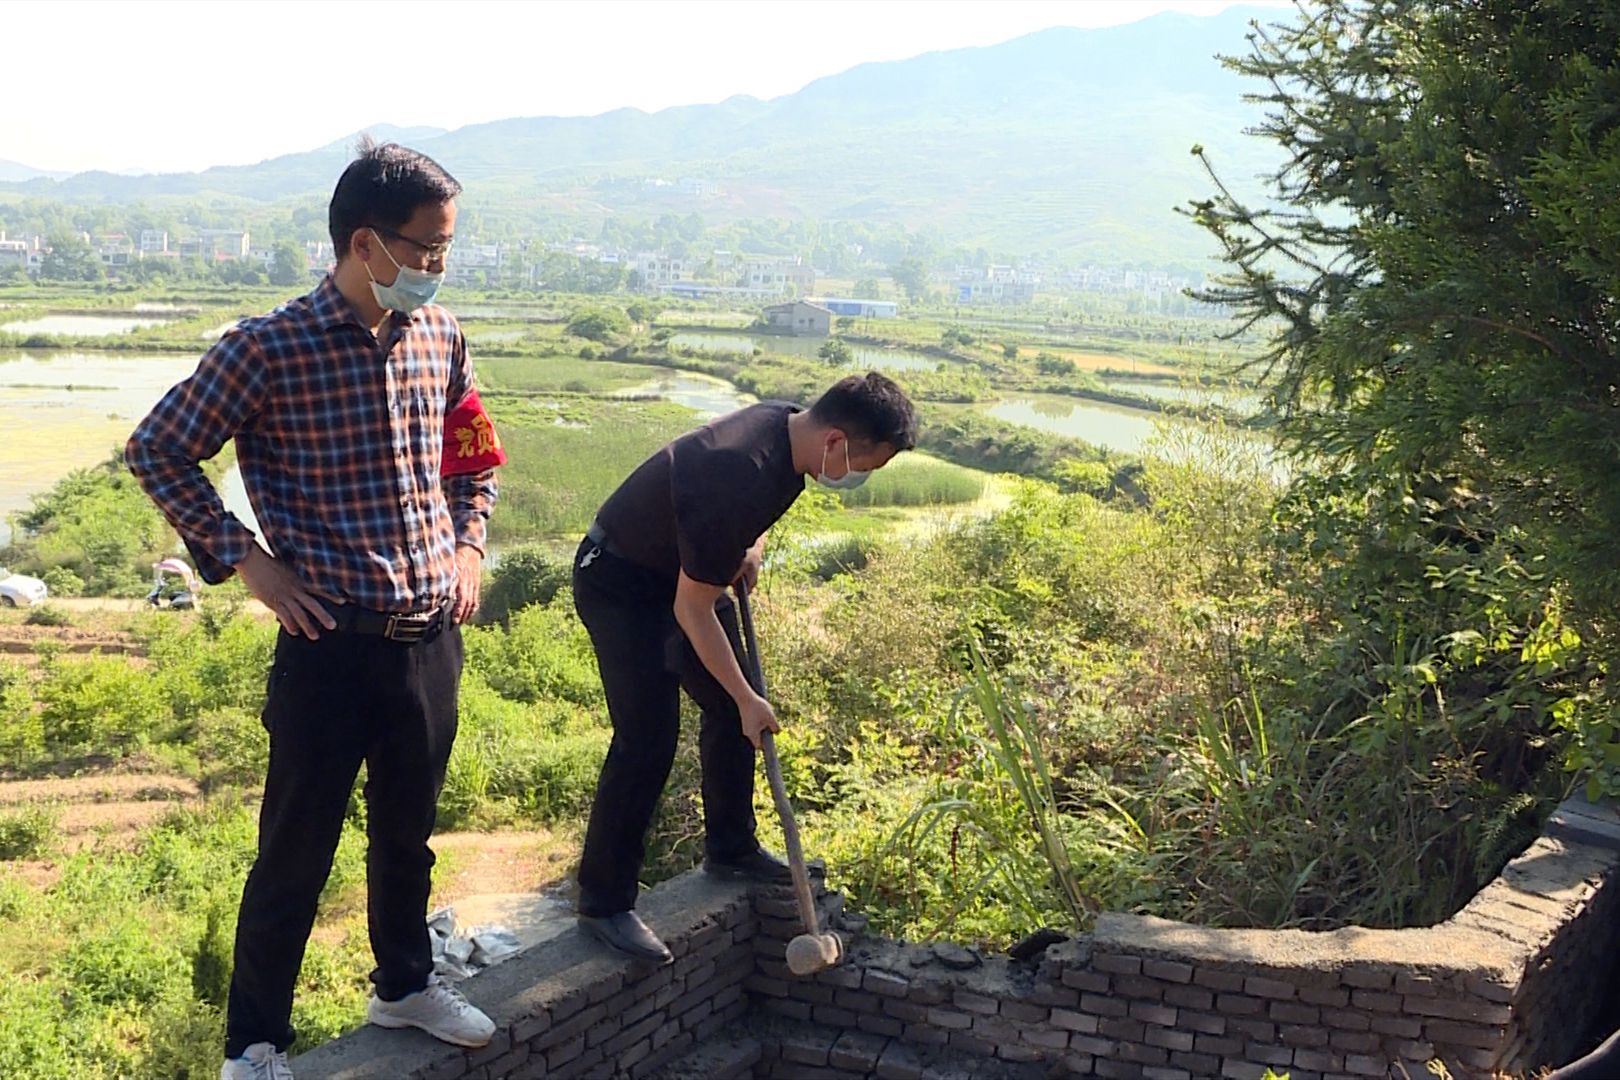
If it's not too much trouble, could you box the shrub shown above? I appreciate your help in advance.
[0,805,56,860]
[193,707,269,790]
[24,602,71,627]
[0,660,43,764]
[480,545,569,625]
[565,308,629,343]
[817,339,852,365]
[37,653,173,755]
[39,566,83,597]
[62,912,187,1007]
[463,602,600,706]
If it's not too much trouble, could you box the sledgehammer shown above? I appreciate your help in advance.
[734,578,845,976]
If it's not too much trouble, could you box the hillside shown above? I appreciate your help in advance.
[3,8,1285,264]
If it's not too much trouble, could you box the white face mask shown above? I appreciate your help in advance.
[364,229,445,312]
[814,439,870,490]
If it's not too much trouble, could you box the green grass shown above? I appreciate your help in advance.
[839,453,987,509]
[477,354,662,395]
[483,394,699,543]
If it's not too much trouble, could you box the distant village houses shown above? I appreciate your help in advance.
[955,264,1039,305]
[764,300,833,336]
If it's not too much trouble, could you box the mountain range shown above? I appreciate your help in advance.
[3,8,1286,265]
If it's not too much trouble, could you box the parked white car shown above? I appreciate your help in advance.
[0,568,48,607]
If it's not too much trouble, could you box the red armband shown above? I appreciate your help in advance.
[442,388,507,476]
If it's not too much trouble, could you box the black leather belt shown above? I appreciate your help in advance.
[321,599,450,642]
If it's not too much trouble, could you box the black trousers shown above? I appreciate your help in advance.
[224,621,462,1057]
[573,541,760,916]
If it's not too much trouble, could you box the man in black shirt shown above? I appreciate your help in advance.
[572,372,917,962]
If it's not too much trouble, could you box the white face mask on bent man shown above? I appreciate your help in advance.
[365,228,446,312]
[814,437,871,491]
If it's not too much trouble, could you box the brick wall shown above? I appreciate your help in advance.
[748,795,1620,1080]
[295,795,1618,1079]
[292,872,756,1080]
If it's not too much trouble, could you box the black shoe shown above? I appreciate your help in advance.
[577,911,673,965]
[703,847,794,884]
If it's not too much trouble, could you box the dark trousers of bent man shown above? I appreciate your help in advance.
[572,540,760,917]
[224,622,461,1057]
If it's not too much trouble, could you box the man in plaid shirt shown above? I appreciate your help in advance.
[127,140,501,1079]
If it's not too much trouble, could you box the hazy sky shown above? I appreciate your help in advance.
[6,0,1288,176]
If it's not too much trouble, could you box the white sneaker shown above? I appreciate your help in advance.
[367,975,496,1048]
[220,1042,293,1080]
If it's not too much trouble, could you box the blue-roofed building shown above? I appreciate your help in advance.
[812,297,898,318]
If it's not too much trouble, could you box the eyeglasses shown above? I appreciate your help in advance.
[371,225,454,265]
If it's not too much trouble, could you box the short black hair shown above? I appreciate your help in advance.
[808,372,918,451]
[329,137,461,261]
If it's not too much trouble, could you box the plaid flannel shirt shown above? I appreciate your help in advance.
[126,276,498,613]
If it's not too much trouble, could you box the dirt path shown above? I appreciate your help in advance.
[0,771,203,886]
[0,623,146,659]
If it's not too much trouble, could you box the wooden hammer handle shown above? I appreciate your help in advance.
[735,580,821,939]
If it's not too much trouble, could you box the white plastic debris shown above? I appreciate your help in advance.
[426,906,522,981]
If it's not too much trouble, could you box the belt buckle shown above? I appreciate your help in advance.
[384,611,433,642]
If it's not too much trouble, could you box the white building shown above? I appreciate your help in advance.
[196,229,250,260]
[139,230,169,254]
[742,256,815,296]
[0,237,28,272]
[956,265,1039,305]
[634,252,689,289]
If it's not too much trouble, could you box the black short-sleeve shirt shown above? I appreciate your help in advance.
[593,402,805,586]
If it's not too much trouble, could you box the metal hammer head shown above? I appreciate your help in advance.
[785,932,844,976]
